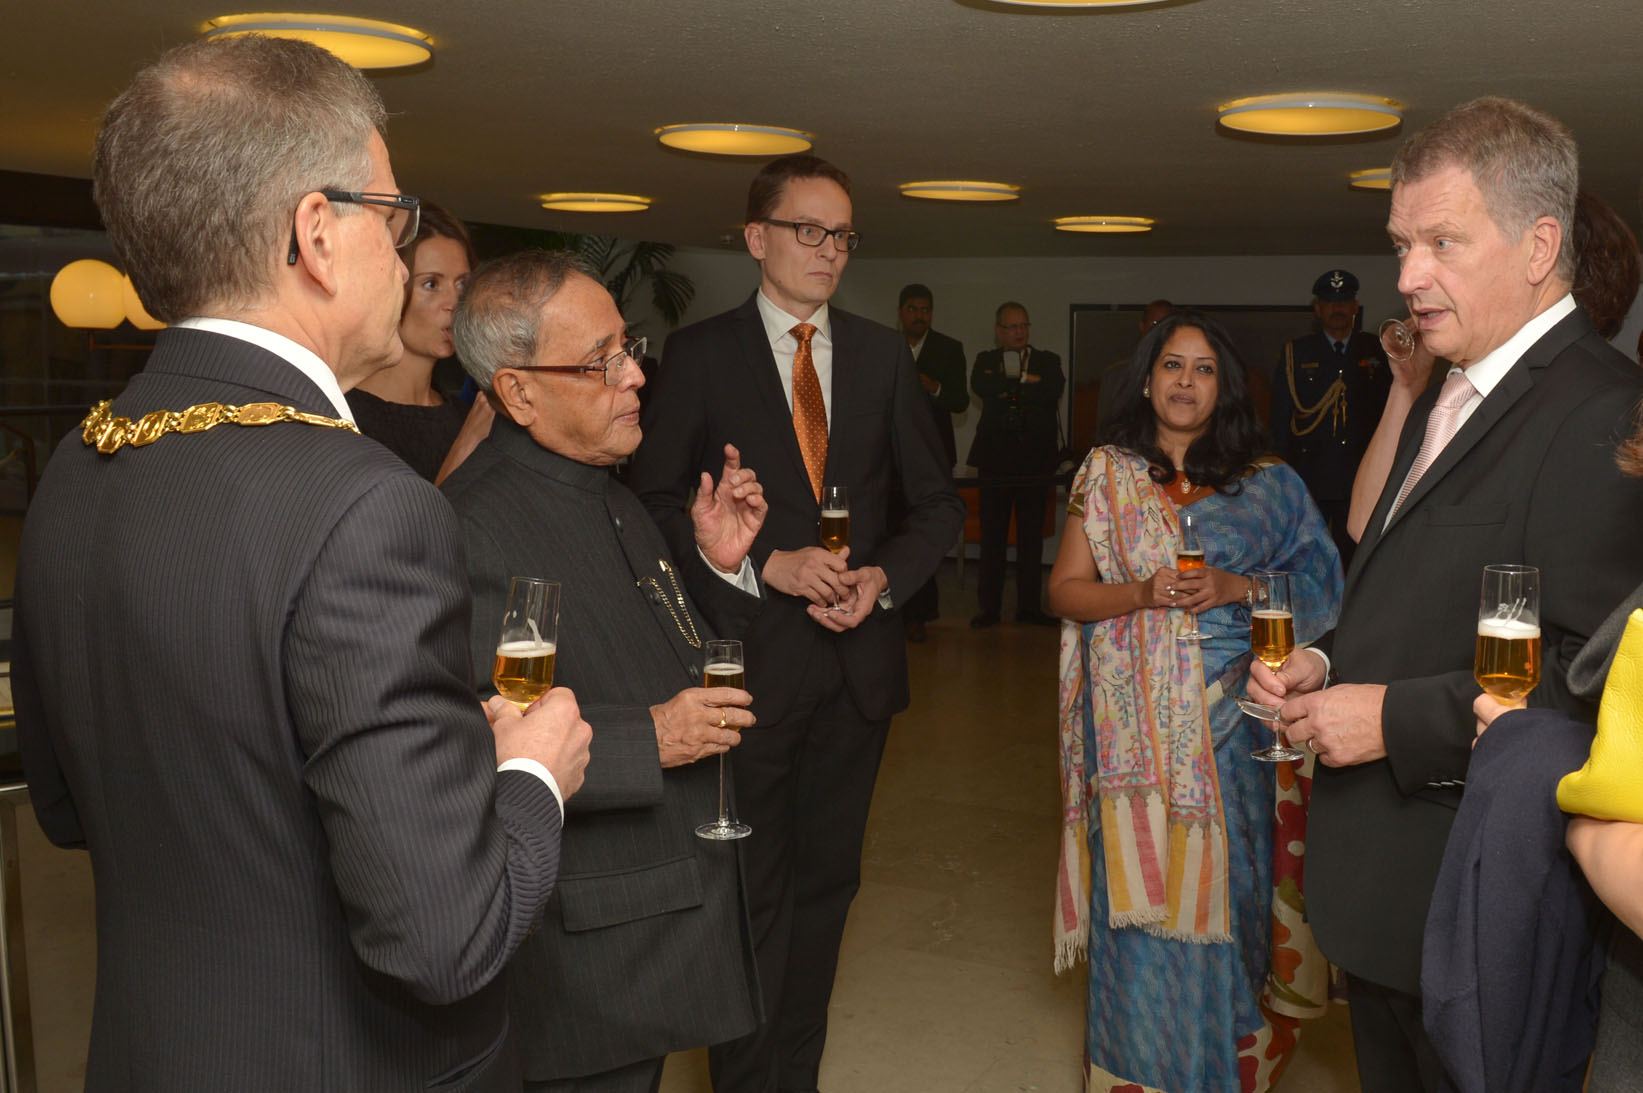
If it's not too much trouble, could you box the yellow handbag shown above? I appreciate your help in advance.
[1558,608,1643,821]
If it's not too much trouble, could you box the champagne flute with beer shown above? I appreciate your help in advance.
[1176,510,1205,643]
[1249,571,1305,762]
[1475,564,1540,703]
[820,485,850,555]
[820,485,850,610]
[493,577,559,711]
[696,639,752,841]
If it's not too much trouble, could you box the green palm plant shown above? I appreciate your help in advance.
[569,236,696,329]
[465,224,698,330]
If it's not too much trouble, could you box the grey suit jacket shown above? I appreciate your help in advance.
[13,328,562,1092]
[440,419,759,1080]
[1307,307,1643,995]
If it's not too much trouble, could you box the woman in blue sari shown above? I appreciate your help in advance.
[1049,312,1344,1092]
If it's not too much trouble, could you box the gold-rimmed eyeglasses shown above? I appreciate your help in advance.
[511,336,648,387]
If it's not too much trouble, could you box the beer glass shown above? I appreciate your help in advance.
[1248,571,1304,762]
[1176,511,1205,644]
[696,639,751,841]
[1379,316,1418,363]
[819,485,850,555]
[493,577,559,711]
[1475,565,1541,702]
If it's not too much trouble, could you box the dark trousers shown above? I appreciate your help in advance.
[976,478,1048,618]
[1346,973,1450,1092]
[525,1056,664,1093]
[709,647,890,1093]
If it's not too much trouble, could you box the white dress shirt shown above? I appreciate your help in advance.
[756,292,834,423]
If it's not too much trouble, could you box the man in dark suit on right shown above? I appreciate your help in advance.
[12,35,589,1090]
[629,154,964,1092]
[1251,96,1643,1091]
[896,282,967,640]
[968,301,1064,628]
[1270,268,1392,568]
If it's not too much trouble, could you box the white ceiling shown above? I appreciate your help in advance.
[4,0,1641,258]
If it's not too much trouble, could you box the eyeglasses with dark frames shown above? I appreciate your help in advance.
[762,218,862,253]
[285,190,421,265]
[510,335,648,387]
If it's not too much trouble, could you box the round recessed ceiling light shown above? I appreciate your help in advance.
[540,193,652,213]
[203,13,434,68]
[898,180,1021,202]
[1349,167,1393,191]
[655,124,813,156]
[1217,92,1403,136]
[989,0,1171,6]
[1053,215,1155,233]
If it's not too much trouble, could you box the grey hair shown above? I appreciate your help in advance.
[1391,96,1578,282]
[453,250,596,390]
[93,34,385,322]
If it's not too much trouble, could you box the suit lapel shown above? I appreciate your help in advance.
[1360,307,1590,554]
[825,310,864,487]
[731,297,812,492]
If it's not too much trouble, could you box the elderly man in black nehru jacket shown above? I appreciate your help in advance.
[12,34,590,1091]
[968,301,1064,628]
[1271,268,1391,567]
[896,282,968,641]
[1252,96,1643,1092]
[629,153,964,1093]
[440,250,769,1092]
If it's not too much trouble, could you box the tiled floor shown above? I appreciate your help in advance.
[11,565,1359,1091]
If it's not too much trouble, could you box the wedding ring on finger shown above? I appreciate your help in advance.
[717,714,728,730]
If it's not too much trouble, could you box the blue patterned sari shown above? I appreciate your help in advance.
[1060,449,1343,1092]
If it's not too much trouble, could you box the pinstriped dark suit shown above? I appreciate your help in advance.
[440,419,759,1084]
[13,328,563,1091]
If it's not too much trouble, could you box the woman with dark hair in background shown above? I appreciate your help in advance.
[1048,311,1343,1091]
[347,199,475,481]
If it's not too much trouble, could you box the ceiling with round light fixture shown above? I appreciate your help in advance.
[202,13,434,69]
[2,0,1638,258]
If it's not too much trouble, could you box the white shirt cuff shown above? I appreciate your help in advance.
[1305,646,1332,686]
[497,757,564,817]
[699,546,760,596]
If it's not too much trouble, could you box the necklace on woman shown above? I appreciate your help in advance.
[1174,466,1192,496]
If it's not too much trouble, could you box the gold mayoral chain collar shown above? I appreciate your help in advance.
[79,399,358,454]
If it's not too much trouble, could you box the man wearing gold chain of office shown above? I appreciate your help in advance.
[1271,268,1392,568]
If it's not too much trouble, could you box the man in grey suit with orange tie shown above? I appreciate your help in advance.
[630,154,964,1091]
[12,35,589,1091]
[442,250,767,1091]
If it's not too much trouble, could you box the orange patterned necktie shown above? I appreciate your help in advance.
[791,322,827,502]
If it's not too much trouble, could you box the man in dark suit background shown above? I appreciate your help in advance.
[442,251,768,1092]
[968,302,1064,628]
[11,36,590,1091]
[1271,268,1392,568]
[629,154,964,1092]
[895,282,967,641]
[1251,96,1643,1091]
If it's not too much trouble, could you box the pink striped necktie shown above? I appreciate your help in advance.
[1390,370,1476,517]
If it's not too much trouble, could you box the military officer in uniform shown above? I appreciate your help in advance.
[1271,268,1391,568]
